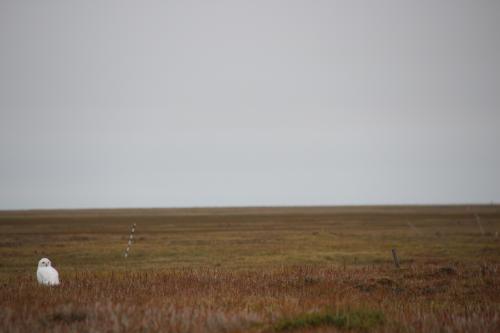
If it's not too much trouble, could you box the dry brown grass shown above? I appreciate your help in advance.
[0,205,499,332]
[1,265,499,332]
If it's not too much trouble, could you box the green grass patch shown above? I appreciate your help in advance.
[273,309,385,331]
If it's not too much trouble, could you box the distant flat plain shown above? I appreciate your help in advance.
[1,205,499,276]
[0,205,499,332]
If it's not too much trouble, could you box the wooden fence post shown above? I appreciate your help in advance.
[391,249,400,269]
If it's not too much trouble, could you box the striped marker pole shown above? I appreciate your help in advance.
[124,223,136,258]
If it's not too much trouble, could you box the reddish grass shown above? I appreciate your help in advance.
[1,264,499,332]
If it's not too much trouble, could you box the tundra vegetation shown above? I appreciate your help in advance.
[0,205,499,332]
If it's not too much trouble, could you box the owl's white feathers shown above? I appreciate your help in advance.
[37,258,60,286]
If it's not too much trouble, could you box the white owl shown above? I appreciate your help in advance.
[36,258,60,286]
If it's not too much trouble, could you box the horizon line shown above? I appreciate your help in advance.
[1,202,498,214]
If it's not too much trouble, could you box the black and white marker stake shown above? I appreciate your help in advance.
[124,223,136,258]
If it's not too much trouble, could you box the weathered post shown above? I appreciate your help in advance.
[391,249,400,269]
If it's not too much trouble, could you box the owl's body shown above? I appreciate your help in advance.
[36,258,60,286]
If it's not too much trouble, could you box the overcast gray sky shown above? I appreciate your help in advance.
[1,1,499,210]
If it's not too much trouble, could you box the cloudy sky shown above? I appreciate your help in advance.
[1,1,499,209]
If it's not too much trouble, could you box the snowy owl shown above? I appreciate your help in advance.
[36,258,60,286]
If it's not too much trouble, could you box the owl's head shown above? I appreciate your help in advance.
[38,258,52,267]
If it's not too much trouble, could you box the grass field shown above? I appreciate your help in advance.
[1,205,499,332]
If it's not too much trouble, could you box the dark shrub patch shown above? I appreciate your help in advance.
[274,309,385,331]
[437,267,457,276]
[49,311,87,324]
